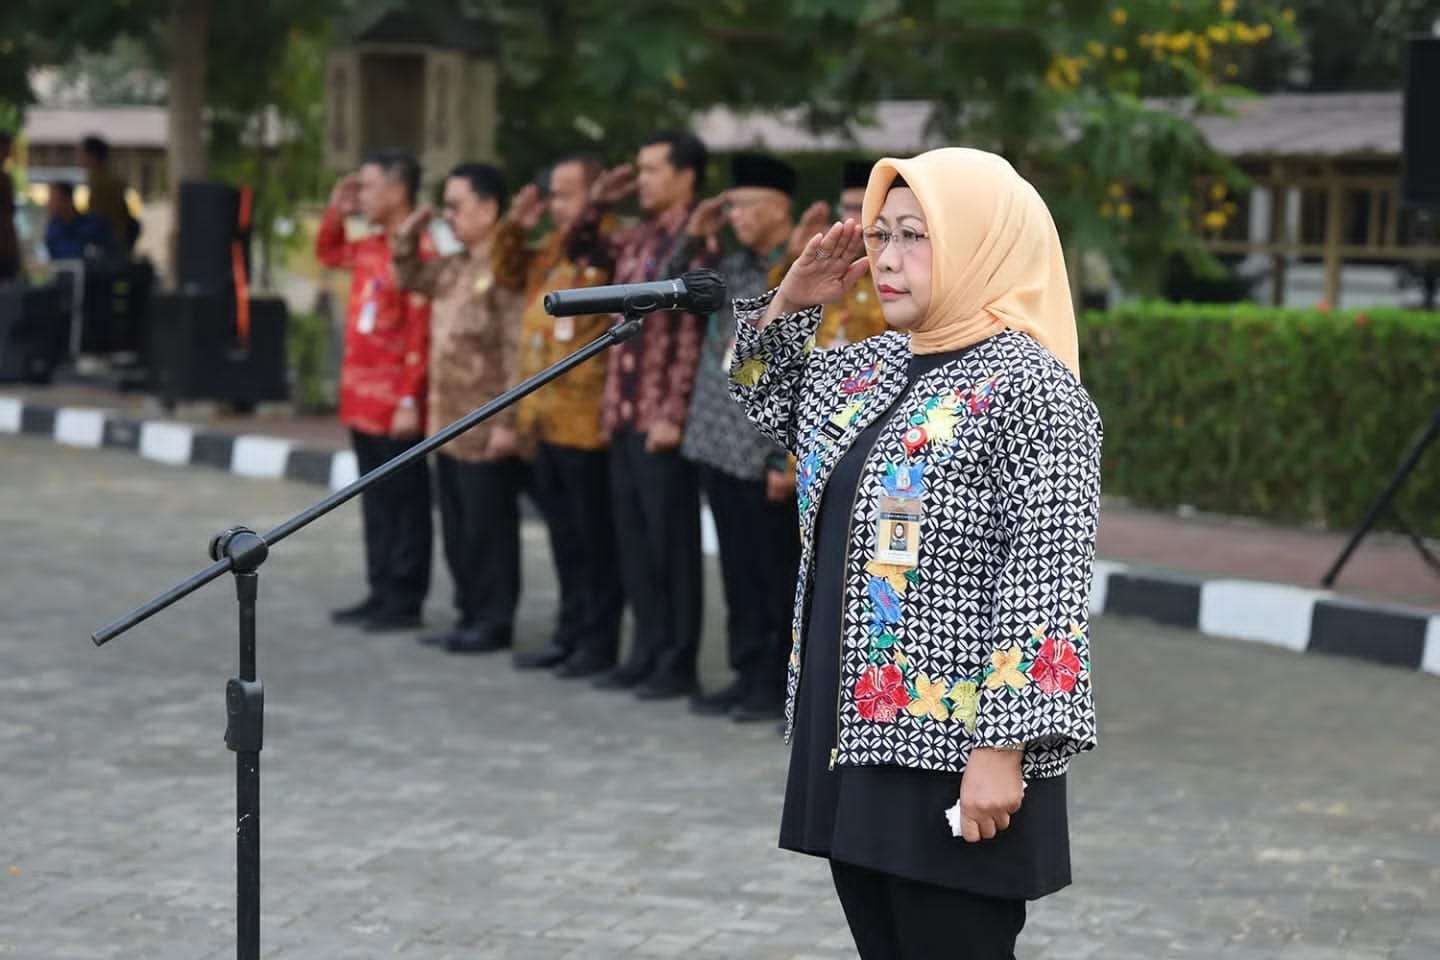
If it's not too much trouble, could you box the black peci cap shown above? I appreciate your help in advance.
[730,153,798,196]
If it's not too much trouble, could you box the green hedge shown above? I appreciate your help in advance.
[1078,303,1440,537]
[286,310,338,414]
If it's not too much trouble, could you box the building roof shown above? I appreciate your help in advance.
[694,91,1406,159]
[20,92,1406,160]
[1186,91,1402,159]
[22,107,167,149]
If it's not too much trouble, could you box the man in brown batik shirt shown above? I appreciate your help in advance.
[394,163,527,655]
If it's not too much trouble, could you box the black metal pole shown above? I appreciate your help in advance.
[88,310,647,960]
[212,526,267,960]
[1321,408,1440,587]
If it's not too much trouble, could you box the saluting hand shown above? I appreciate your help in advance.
[398,203,434,238]
[591,164,637,205]
[687,193,728,239]
[787,201,830,258]
[509,184,544,231]
[762,220,868,327]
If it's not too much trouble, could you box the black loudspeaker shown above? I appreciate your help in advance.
[75,260,157,356]
[148,291,287,406]
[175,181,252,293]
[1401,36,1440,211]
[0,285,67,383]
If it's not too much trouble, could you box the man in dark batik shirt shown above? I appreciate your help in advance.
[672,153,801,724]
[580,129,711,700]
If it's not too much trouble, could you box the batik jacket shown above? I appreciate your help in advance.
[727,291,1103,781]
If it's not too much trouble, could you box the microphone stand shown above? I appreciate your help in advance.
[90,309,646,960]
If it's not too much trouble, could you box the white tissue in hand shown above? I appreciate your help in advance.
[944,798,965,838]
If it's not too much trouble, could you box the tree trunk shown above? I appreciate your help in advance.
[165,0,210,282]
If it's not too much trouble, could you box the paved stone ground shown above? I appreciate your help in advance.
[2,434,1439,960]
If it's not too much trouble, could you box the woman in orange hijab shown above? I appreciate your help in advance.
[728,148,1102,958]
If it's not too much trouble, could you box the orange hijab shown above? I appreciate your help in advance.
[860,148,1080,378]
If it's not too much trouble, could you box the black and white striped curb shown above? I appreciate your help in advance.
[6,392,1438,677]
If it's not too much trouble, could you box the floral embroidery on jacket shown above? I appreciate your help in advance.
[854,664,910,721]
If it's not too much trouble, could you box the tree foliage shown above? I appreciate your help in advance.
[5,0,1305,290]
[470,0,1293,292]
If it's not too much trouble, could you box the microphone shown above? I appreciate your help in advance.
[544,269,727,318]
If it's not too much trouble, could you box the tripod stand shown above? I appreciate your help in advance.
[1321,407,1440,588]
[90,308,651,960]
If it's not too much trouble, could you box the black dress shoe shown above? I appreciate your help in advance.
[331,597,380,625]
[730,688,785,724]
[445,624,513,654]
[418,624,465,648]
[634,675,698,701]
[689,679,750,716]
[362,609,423,633]
[554,652,615,679]
[514,643,571,670]
[591,662,651,690]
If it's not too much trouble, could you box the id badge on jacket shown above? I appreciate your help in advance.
[874,495,923,567]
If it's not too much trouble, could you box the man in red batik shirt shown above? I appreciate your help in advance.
[316,149,434,632]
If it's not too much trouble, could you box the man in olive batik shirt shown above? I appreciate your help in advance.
[495,154,626,679]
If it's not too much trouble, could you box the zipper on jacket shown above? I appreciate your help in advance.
[831,419,874,772]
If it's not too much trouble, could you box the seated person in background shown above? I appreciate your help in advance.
[45,182,118,262]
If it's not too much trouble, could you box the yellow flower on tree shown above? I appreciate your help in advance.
[948,681,979,732]
[1110,7,1127,25]
[985,646,1029,691]
[1219,0,1236,13]
[1203,210,1228,230]
[906,674,951,721]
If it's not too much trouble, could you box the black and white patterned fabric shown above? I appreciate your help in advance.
[727,290,1103,781]
[680,247,789,480]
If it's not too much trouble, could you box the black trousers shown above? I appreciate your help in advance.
[608,430,702,684]
[699,464,800,696]
[831,861,1027,960]
[434,452,523,631]
[350,428,432,616]
[532,442,625,663]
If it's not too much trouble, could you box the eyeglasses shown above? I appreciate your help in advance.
[862,226,929,254]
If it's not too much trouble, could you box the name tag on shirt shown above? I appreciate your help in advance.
[874,495,923,567]
[357,299,377,335]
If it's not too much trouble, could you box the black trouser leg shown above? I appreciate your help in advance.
[351,428,431,615]
[609,432,657,674]
[608,432,702,683]
[759,492,801,698]
[830,860,1027,960]
[642,445,702,685]
[699,466,770,681]
[540,442,624,663]
[532,444,587,647]
[436,453,522,631]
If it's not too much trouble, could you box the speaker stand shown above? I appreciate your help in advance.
[1321,408,1440,588]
